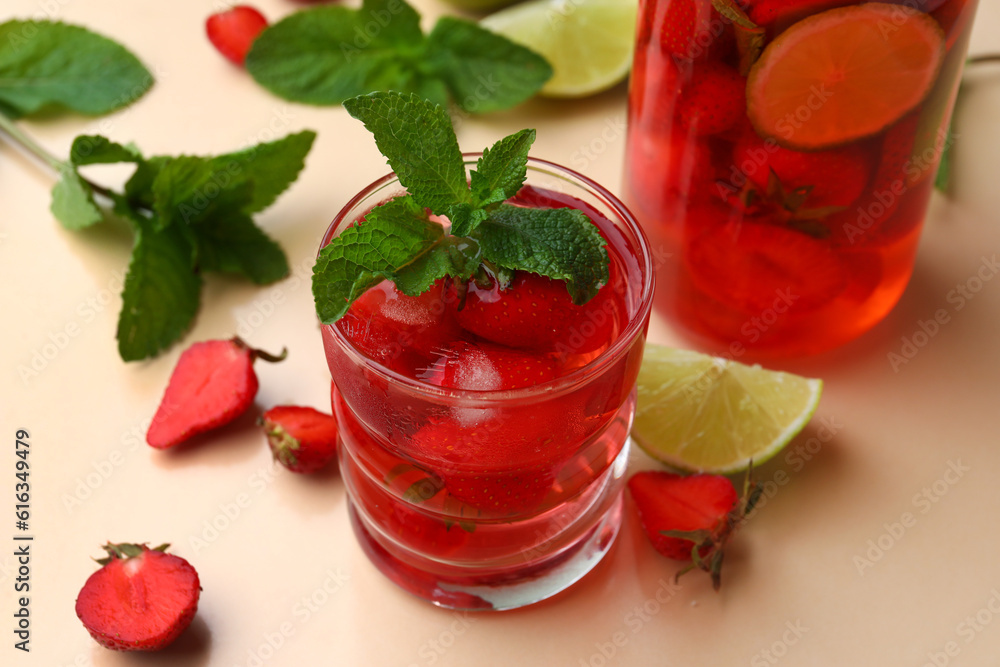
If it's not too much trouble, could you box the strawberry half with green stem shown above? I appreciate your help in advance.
[147,337,287,449]
[628,468,761,590]
[75,543,201,651]
[260,406,339,473]
[206,5,269,65]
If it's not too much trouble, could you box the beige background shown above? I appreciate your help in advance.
[1,0,999,664]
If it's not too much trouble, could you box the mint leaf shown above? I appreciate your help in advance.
[124,156,169,209]
[51,166,103,229]
[393,235,480,296]
[150,156,251,229]
[426,18,552,114]
[245,2,438,107]
[244,0,548,113]
[191,211,289,285]
[313,195,445,323]
[69,135,142,166]
[343,92,469,214]
[117,218,201,362]
[472,204,609,305]
[0,20,152,118]
[445,202,488,238]
[210,130,316,213]
[470,129,535,208]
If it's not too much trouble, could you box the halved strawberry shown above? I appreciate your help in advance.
[421,341,558,391]
[629,472,738,560]
[828,113,921,245]
[408,411,579,515]
[685,222,847,313]
[629,471,756,589]
[260,406,339,474]
[206,5,269,66]
[748,0,854,36]
[75,543,200,651]
[147,338,286,449]
[732,129,875,209]
[676,62,746,137]
[451,271,615,355]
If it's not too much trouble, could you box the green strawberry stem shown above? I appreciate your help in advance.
[0,113,120,204]
[233,336,288,363]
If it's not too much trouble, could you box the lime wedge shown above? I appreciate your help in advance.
[633,345,823,473]
[480,0,638,98]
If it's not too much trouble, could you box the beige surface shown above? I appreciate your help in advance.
[1,0,999,665]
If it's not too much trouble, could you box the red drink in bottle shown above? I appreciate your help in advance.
[624,0,977,356]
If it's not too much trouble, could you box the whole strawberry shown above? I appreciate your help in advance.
[628,470,760,590]
[206,5,269,65]
[75,543,200,651]
[147,337,287,449]
[260,406,339,473]
[451,271,616,355]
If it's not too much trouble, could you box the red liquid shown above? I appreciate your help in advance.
[323,184,650,609]
[624,0,977,356]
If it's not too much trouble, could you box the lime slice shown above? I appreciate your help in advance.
[632,345,823,473]
[480,0,638,98]
[747,3,945,150]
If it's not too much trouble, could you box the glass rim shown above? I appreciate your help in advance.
[318,154,654,403]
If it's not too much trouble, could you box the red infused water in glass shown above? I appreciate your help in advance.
[321,157,653,610]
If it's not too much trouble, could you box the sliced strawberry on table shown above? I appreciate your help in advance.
[421,341,559,391]
[75,543,200,651]
[629,471,758,589]
[685,222,847,313]
[147,337,287,449]
[676,62,746,137]
[206,5,269,66]
[260,406,339,473]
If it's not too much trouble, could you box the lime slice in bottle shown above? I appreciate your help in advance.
[480,0,638,98]
[747,2,945,150]
[632,345,823,473]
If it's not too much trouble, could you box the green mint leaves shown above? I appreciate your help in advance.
[245,0,552,113]
[312,91,610,324]
[0,19,318,362]
[0,20,153,117]
[56,131,315,361]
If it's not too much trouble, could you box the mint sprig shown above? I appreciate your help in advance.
[65,131,315,361]
[245,0,552,113]
[0,20,317,361]
[312,91,610,324]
